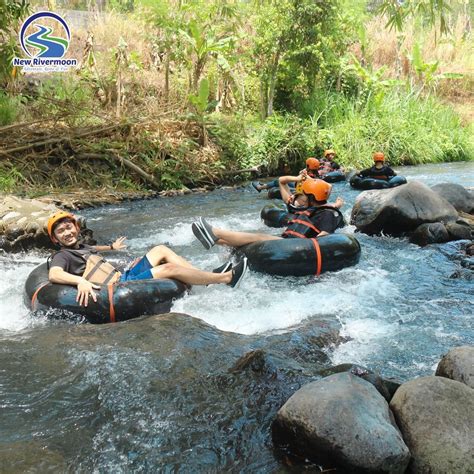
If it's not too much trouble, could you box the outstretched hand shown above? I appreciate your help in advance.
[77,278,100,307]
[111,236,127,250]
[334,197,344,209]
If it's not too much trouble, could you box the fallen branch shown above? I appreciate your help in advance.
[76,151,161,190]
[0,117,68,134]
[0,123,127,156]
[219,165,263,176]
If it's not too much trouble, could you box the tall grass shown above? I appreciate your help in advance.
[0,93,20,126]
[361,14,473,101]
[311,89,473,167]
[212,88,473,173]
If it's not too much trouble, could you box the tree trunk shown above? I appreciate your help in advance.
[260,78,268,120]
[266,50,281,117]
[164,49,170,103]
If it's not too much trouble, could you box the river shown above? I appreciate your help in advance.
[0,162,472,471]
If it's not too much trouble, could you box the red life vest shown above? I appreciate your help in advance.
[282,206,344,239]
[319,159,333,176]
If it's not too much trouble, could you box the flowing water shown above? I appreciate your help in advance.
[1,162,473,471]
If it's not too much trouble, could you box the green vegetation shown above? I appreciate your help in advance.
[0,0,472,195]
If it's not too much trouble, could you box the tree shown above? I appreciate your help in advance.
[378,0,453,38]
[0,0,30,87]
[252,0,344,118]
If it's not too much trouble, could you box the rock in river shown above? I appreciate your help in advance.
[272,372,410,473]
[436,345,474,389]
[350,181,458,236]
[390,376,474,473]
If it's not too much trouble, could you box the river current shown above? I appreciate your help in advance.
[0,162,472,471]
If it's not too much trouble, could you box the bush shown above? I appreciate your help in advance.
[0,93,20,126]
[247,114,319,173]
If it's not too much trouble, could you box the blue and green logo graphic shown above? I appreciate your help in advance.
[13,11,77,72]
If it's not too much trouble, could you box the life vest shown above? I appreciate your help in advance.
[82,254,121,285]
[48,249,121,285]
[367,165,392,180]
[319,159,333,177]
[282,206,344,239]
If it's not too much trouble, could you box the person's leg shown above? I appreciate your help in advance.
[214,228,281,248]
[149,259,248,288]
[146,244,195,269]
[150,263,229,285]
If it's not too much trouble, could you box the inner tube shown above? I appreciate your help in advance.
[260,203,293,228]
[24,262,187,324]
[322,171,346,183]
[240,233,361,276]
[267,187,282,200]
[350,175,407,190]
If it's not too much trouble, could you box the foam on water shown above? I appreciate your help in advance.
[131,220,198,248]
[172,264,381,335]
[0,253,44,331]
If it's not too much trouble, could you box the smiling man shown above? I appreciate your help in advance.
[47,211,247,307]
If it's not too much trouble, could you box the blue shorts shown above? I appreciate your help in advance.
[119,255,153,282]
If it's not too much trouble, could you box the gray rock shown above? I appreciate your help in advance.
[436,346,474,389]
[409,222,449,246]
[273,373,410,473]
[317,363,401,402]
[351,181,458,236]
[390,376,474,473]
[446,221,473,241]
[431,182,474,214]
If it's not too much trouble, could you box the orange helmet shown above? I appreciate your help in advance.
[324,149,336,158]
[301,178,332,202]
[306,157,320,170]
[47,211,77,242]
[373,152,385,162]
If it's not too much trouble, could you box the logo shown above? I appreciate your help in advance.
[13,11,77,73]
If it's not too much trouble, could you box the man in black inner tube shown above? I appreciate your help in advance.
[192,178,344,249]
[357,152,396,180]
[47,212,248,307]
[319,149,342,177]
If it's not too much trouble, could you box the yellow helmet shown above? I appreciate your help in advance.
[324,149,336,158]
[301,178,332,202]
[47,211,77,242]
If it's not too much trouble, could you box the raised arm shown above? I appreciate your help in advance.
[279,175,303,203]
[93,236,127,252]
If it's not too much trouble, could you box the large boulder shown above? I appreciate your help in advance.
[431,183,474,214]
[390,376,474,473]
[351,181,458,236]
[273,372,410,473]
[0,196,94,252]
[436,346,474,389]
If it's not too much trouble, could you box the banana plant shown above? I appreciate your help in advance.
[188,77,217,146]
[180,20,235,93]
[408,41,463,93]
